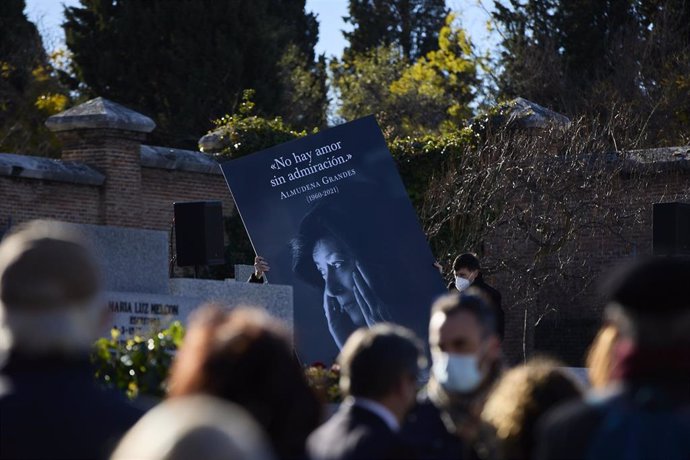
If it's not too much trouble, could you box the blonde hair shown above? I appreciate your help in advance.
[585,324,618,389]
[481,358,582,460]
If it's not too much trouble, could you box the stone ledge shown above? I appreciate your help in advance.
[46,97,155,133]
[0,153,105,185]
[505,97,572,129]
[140,144,221,175]
[622,146,690,174]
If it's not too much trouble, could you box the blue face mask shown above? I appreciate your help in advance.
[432,350,483,393]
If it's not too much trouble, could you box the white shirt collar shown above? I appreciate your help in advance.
[351,397,400,432]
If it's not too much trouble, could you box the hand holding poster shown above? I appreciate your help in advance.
[221,116,446,364]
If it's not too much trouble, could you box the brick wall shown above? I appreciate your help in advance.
[58,129,146,227]
[0,176,101,228]
[139,167,234,231]
[487,168,690,366]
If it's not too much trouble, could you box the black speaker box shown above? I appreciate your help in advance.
[174,201,225,266]
[653,202,690,256]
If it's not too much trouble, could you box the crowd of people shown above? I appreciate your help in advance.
[0,219,688,460]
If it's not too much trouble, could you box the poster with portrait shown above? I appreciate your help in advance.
[221,116,446,364]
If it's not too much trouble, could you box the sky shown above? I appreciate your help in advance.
[24,0,498,59]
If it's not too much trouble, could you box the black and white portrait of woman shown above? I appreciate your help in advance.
[290,182,438,349]
[221,116,446,363]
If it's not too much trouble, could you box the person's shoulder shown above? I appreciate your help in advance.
[307,407,395,460]
[533,393,611,460]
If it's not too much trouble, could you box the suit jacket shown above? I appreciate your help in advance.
[307,402,409,460]
[400,395,466,460]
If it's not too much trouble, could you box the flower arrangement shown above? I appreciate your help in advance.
[304,362,342,403]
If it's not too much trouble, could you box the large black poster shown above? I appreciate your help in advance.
[221,116,446,364]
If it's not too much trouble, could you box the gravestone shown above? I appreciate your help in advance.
[66,223,294,337]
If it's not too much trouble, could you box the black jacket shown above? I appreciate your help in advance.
[0,352,144,460]
[307,402,410,460]
[447,275,504,340]
[400,394,466,460]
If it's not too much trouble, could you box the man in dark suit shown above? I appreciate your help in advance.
[307,324,425,460]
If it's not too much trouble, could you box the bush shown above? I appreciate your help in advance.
[91,322,185,399]
[210,90,309,160]
[92,322,343,404]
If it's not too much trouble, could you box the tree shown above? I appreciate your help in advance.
[331,13,479,137]
[390,13,479,134]
[277,45,329,130]
[330,45,409,136]
[492,0,690,145]
[420,106,689,364]
[64,0,326,149]
[343,0,448,62]
[0,0,69,157]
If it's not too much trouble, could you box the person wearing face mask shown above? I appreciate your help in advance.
[447,253,504,341]
[401,290,503,460]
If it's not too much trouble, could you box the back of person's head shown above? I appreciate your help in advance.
[602,256,690,347]
[453,253,480,272]
[481,358,583,460]
[110,395,274,460]
[168,304,320,459]
[0,219,102,356]
[431,289,497,339]
[338,323,425,399]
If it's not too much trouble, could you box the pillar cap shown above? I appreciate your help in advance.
[46,97,155,133]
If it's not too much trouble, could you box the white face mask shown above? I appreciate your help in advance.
[431,350,483,393]
[455,276,471,292]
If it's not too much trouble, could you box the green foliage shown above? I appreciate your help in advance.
[343,0,448,62]
[210,90,308,159]
[92,322,185,399]
[332,13,480,138]
[0,0,70,157]
[64,0,325,149]
[330,45,409,135]
[389,13,479,134]
[277,45,329,130]
[389,128,478,209]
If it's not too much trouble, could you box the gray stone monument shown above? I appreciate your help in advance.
[65,223,294,338]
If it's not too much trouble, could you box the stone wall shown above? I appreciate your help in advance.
[0,98,234,236]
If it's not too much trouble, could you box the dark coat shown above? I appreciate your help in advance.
[534,380,690,460]
[0,352,144,460]
[400,395,466,460]
[447,276,504,340]
[307,403,409,460]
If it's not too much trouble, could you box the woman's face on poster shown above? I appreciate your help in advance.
[312,236,362,321]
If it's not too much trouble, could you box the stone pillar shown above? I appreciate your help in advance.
[46,98,155,227]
